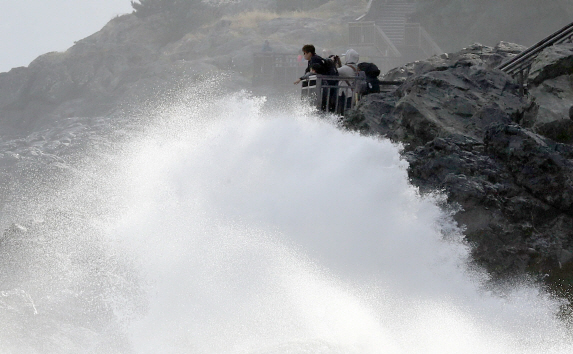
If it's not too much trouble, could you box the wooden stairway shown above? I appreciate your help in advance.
[350,0,442,74]
[372,1,417,46]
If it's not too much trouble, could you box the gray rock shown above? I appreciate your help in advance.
[528,43,573,86]
[345,43,573,279]
[528,74,573,142]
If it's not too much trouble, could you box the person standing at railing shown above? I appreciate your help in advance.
[337,49,360,115]
[293,44,331,85]
[294,44,338,112]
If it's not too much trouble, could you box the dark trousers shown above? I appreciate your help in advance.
[320,80,338,113]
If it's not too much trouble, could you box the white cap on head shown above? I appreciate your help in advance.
[341,49,359,64]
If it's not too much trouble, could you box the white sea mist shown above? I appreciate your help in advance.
[1,83,571,353]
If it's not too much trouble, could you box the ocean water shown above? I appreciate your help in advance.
[1,86,571,353]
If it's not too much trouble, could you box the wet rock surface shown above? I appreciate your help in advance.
[345,43,573,282]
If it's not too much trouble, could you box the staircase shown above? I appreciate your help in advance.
[369,1,416,46]
[349,0,442,74]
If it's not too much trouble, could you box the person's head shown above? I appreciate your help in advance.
[342,49,359,65]
[329,54,342,68]
[310,63,322,73]
[302,44,315,60]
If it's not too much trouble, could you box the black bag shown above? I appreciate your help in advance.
[321,58,339,76]
[357,62,380,94]
[357,62,380,78]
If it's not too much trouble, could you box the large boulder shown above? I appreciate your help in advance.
[525,44,573,143]
[344,42,573,280]
[528,43,573,85]
[350,44,530,148]
[383,42,527,82]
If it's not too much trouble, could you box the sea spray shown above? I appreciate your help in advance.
[1,85,571,353]
[110,90,572,353]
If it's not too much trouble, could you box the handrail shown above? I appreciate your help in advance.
[355,0,374,21]
[301,75,364,114]
[498,21,573,75]
[300,74,402,114]
[375,24,402,57]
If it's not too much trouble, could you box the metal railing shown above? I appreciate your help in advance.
[301,75,362,115]
[253,52,304,86]
[300,75,401,115]
[497,21,573,94]
[355,0,374,21]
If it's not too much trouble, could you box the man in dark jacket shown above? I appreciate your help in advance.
[294,44,338,112]
[294,44,329,84]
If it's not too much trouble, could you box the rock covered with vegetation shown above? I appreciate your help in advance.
[0,0,364,136]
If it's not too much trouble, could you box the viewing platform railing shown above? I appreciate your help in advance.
[300,75,401,115]
[253,52,303,86]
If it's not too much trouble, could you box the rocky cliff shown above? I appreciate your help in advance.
[1,0,573,346]
[344,42,573,300]
[0,0,364,137]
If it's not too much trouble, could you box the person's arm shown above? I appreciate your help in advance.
[294,71,312,84]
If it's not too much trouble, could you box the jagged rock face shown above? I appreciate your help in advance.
[525,44,573,143]
[383,42,527,82]
[528,43,573,85]
[353,44,530,147]
[394,66,524,145]
[345,43,573,279]
[0,11,258,135]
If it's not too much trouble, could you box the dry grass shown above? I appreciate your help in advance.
[223,10,280,29]
[181,32,207,42]
[222,8,335,30]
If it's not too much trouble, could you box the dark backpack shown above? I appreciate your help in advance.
[321,57,339,76]
[357,62,380,94]
[357,62,380,78]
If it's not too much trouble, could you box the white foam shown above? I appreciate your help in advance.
[103,90,571,353]
[2,85,571,353]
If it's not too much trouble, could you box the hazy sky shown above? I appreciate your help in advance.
[0,0,133,73]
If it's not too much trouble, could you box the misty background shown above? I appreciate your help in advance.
[0,0,132,73]
[2,0,573,74]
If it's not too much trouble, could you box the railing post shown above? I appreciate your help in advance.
[315,77,323,111]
